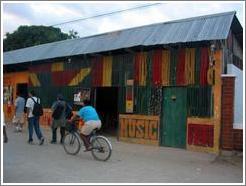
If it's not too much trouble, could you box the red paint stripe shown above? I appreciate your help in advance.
[200,48,209,86]
[51,72,62,86]
[92,57,103,87]
[152,49,162,86]
[51,70,79,86]
[126,88,133,100]
[188,125,194,145]
[29,63,51,73]
[188,124,214,147]
[134,53,140,85]
[176,49,186,85]
[64,70,80,85]
[208,127,214,147]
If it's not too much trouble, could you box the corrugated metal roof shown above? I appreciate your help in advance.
[3,11,240,65]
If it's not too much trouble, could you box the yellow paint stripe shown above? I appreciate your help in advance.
[185,48,195,85]
[68,68,91,86]
[161,50,170,86]
[187,117,214,125]
[140,53,143,85]
[108,57,113,86]
[139,52,147,86]
[102,56,112,86]
[144,52,147,86]
[190,48,195,84]
[187,145,216,154]
[51,62,64,72]
[102,57,105,86]
[29,73,41,87]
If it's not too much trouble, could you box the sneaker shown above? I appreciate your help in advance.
[4,137,8,143]
[50,140,57,144]
[28,140,33,145]
[39,138,44,145]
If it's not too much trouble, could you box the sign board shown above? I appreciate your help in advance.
[126,80,134,113]
[74,88,91,104]
[119,114,159,146]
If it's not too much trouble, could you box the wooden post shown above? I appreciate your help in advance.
[213,49,222,154]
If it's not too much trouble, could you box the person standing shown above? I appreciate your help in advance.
[50,94,66,144]
[13,92,25,132]
[25,90,44,145]
[3,113,8,143]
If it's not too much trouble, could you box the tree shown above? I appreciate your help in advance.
[3,25,80,52]
[68,29,79,39]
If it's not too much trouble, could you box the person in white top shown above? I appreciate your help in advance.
[25,90,44,145]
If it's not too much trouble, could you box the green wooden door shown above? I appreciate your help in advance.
[161,87,187,148]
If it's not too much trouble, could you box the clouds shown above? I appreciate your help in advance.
[3,12,31,34]
[2,1,244,38]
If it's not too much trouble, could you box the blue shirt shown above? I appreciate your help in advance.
[77,106,100,122]
[15,96,25,116]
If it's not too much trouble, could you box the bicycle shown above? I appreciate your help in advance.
[63,121,112,161]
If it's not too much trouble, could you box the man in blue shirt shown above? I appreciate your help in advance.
[72,99,101,151]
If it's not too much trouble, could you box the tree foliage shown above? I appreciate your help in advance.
[3,25,79,52]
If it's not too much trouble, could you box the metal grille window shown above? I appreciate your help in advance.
[187,85,213,117]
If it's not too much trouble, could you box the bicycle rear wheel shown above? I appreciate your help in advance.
[91,136,112,161]
[63,132,81,155]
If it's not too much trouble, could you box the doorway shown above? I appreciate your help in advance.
[16,83,28,100]
[160,87,187,148]
[95,87,118,136]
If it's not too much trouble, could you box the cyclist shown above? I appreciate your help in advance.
[71,99,101,151]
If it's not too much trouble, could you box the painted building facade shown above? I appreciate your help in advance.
[3,11,243,154]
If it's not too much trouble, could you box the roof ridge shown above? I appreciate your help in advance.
[71,11,237,40]
[4,11,236,54]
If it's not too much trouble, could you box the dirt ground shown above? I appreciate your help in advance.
[2,125,244,183]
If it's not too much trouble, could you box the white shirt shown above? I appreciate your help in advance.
[26,96,40,118]
[3,113,6,126]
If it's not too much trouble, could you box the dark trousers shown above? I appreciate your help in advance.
[52,127,65,143]
[3,126,8,143]
[28,116,43,141]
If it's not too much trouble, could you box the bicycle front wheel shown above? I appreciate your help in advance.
[91,136,112,161]
[63,132,81,155]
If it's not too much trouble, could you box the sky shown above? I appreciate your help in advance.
[2,1,245,38]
